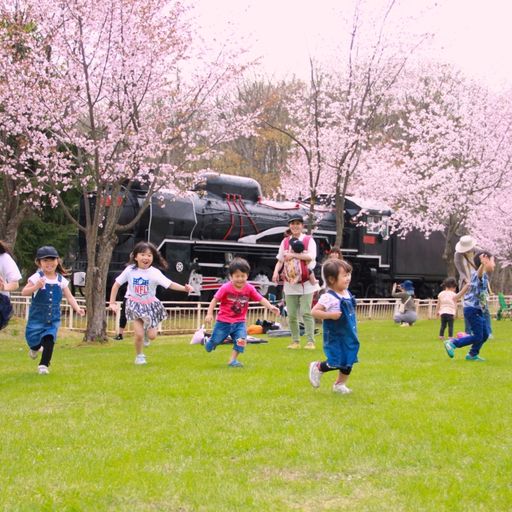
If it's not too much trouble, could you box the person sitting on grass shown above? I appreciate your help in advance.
[443,250,495,362]
[392,280,417,327]
[204,257,280,368]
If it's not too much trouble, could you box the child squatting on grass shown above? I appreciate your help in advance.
[109,241,193,366]
[204,257,280,367]
[309,259,360,394]
[22,246,85,375]
[443,250,495,362]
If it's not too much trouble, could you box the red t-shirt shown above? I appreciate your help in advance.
[214,282,263,323]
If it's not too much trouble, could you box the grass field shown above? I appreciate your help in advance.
[1,317,511,511]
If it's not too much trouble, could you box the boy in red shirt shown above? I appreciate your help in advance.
[205,257,279,367]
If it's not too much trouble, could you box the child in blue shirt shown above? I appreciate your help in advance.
[443,251,495,361]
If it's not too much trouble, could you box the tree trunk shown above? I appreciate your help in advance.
[442,216,462,278]
[334,171,345,248]
[0,177,30,245]
[83,232,117,342]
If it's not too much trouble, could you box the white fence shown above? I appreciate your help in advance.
[9,293,506,336]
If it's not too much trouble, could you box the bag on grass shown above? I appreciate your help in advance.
[247,324,264,335]
[190,325,205,345]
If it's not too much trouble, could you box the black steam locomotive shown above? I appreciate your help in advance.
[75,173,447,299]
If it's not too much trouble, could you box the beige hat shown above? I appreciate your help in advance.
[455,235,477,254]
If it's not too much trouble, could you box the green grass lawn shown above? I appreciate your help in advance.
[1,317,511,511]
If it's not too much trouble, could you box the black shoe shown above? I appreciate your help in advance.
[113,334,123,340]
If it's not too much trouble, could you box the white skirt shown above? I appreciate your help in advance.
[125,298,167,328]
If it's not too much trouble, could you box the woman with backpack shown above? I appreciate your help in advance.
[272,215,320,349]
[392,280,417,327]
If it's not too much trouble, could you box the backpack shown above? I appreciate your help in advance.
[282,236,311,285]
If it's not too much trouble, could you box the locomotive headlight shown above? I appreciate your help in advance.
[176,261,184,273]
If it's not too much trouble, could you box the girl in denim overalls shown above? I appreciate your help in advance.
[22,246,85,375]
[309,259,360,394]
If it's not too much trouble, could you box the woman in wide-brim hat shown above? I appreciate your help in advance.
[454,235,479,289]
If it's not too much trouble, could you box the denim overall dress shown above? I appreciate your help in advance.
[25,272,63,348]
[323,290,360,368]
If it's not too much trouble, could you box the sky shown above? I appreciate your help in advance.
[192,0,512,91]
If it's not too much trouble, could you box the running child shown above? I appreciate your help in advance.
[22,246,85,375]
[443,250,495,361]
[309,259,360,394]
[109,241,193,365]
[204,257,280,367]
[435,277,468,340]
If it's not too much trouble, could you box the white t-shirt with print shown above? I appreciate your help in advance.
[0,253,22,296]
[115,265,172,301]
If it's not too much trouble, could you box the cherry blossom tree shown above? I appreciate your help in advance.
[269,0,427,245]
[2,0,256,341]
[0,8,55,244]
[355,65,512,274]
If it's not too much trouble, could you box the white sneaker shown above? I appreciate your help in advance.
[332,383,352,394]
[135,354,147,365]
[29,347,42,360]
[308,361,322,388]
[38,365,49,375]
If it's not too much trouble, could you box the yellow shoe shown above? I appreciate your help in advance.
[304,342,316,350]
[287,341,300,349]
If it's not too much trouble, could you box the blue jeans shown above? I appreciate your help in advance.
[453,307,490,356]
[209,321,247,353]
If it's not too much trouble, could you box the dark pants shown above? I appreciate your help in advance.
[453,307,490,356]
[120,298,127,329]
[31,335,55,367]
[439,314,454,338]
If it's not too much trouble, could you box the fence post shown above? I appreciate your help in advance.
[114,302,121,334]
[197,302,202,330]
[68,303,74,329]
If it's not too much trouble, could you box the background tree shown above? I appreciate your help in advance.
[201,79,298,195]
[6,0,256,341]
[355,65,512,276]
[0,7,55,245]
[269,0,427,244]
